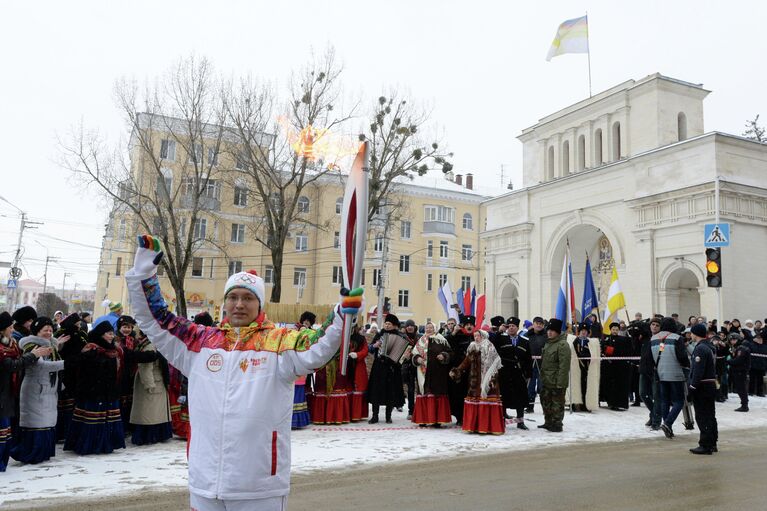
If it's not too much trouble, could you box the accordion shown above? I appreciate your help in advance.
[380,333,411,364]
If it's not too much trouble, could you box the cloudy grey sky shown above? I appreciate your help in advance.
[1,0,764,292]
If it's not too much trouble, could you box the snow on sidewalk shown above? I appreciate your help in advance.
[2,395,765,505]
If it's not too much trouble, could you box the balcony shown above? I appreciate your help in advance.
[422,221,455,235]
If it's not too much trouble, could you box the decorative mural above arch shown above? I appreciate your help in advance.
[543,210,626,275]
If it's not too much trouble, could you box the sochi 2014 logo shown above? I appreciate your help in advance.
[206,353,224,372]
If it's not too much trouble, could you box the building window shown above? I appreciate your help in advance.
[264,265,274,285]
[235,151,248,170]
[462,213,473,230]
[374,234,384,253]
[424,205,455,223]
[295,234,308,252]
[400,220,411,239]
[193,218,207,240]
[231,223,245,243]
[461,244,473,261]
[332,266,343,285]
[228,260,242,276]
[192,257,204,277]
[611,122,621,161]
[334,231,340,249]
[427,240,433,258]
[160,139,176,161]
[297,196,310,214]
[398,289,410,308]
[293,268,307,287]
[189,143,203,165]
[562,140,570,175]
[335,197,343,215]
[373,269,381,287]
[118,218,126,240]
[399,255,410,273]
[115,257,122,276]
[426,273,433,292]
[234,186,248,207]
[577,134,586,170]
[439,240,448,259]
[439,273,448,287]
[361,269,366,286]
[207,147,219,166]
[156,169,173,199]
[547,145,555,180]
[594,128,603,165]
[677,112,687,141]
[461,275,471,290]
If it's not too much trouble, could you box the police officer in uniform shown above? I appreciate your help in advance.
[688,323,718,455]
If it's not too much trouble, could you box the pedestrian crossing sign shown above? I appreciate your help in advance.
[704,223,730,248]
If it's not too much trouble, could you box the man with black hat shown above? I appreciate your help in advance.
[446,314,475,424]
[492,317,532,429]
[572,323,592,412]
[11,306,37,342]
[526,316,547,413]
[688,323,718,454]
[601,322,634,411]
[401,319,419,420]
[539,318,571,432]
[489,316,506,335]
[367,314,407,423]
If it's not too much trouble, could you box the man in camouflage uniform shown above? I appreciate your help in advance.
[539,318,571,432]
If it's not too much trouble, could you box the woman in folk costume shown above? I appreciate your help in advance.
[348,324,369,421]
[130,329,173,445]
[292,311,315,429]
[0,312,51,471]
[367,314,407,424]
[54,313,88,441]
[65,321,132,454]
[11,317,69,464]
[311,348,352,425]
[411,322,453,427]
[449,329,505,435]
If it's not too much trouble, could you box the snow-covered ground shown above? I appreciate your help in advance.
[2,395,765,505]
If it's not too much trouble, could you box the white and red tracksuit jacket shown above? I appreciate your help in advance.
[126,270,342,500]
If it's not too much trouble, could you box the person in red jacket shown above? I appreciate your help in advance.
[348,325,369,421]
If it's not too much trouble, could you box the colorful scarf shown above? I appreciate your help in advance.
[0,337,22,393]
[467,337,502,398]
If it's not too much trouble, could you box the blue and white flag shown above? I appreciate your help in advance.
[581,256,599,319]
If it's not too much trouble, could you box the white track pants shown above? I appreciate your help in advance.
[190,494,288,511]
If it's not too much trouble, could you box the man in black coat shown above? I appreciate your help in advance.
[492,317,532,429]
[601,322,633,410]
[572,323,592,412]
[688,323,718,454]
[446,314,475,425]
[526,317,547,413]
[401,319,419,420]
[367,314,407,424]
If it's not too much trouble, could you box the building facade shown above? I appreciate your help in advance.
[481,73,767,322]
[95,115,487,323]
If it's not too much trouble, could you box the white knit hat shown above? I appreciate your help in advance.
[224,270,266,305]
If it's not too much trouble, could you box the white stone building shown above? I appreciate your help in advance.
[482,73,767,323]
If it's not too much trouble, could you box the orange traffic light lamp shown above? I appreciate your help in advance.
[705,248,722,287]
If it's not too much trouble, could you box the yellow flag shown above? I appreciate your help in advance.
[601,267,626,325]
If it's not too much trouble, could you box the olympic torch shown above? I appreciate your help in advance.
[339,141,370,375]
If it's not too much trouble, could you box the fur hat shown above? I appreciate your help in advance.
[12,305,37,325]
[404,319,417,329]
[506,316,521,327]
[609,322,621,330]
[577,323,590,333]
[89,320,114,341]
[459,315,476,326]
[0,311,12,331]
[532,316,545,324]
[490,316,505,328]
[60,313,82,333]
[30,316,53,335]
[117,315,136,329]
[194,311,214,327]
[224,270,266,307]
[690,323,707,338]
[299,311,317,326]
[547,318,563,334]
[384,314,400,327]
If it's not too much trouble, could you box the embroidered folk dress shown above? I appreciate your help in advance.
[451,338,505,435]
[411,333,453,425]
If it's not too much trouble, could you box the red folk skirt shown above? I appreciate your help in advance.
[310,391,351,424]
[462,396,506,435]
[349,390,368,421]
[412,394,452,425]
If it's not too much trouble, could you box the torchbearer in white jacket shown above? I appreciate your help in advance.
[126,235,363,511]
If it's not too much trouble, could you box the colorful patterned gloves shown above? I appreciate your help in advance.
[133,235,164,275]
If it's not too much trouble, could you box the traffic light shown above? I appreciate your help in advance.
[705,248,722,287]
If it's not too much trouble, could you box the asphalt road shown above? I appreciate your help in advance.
[11,427,765,511]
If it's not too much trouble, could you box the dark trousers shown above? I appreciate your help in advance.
[692,385,718,449]
[659,380,686,427]
[639,374,661,427]
[579,366,589,408]
[371,405,393,420]
[731,371,749,407]
[528,365,542,406]
[748,369,765,396]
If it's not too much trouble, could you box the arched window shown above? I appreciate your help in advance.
[562,140,570,175]
[594,129,603,165]
[547,146,555,180]
[462,213,473,230]
[297,196,310,213]
[677,112,687,141]
[611,122,621,161]
[577,134,586,170]
[335,197,343,215]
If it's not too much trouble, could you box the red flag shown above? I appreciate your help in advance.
[463,288,472,317]
[475,294,486,327]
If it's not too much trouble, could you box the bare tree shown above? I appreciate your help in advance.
[743,114,766,143]
[60,56,230,317]
[225,49,354,303]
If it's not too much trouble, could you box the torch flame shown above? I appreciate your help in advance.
[279,117,358,164]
